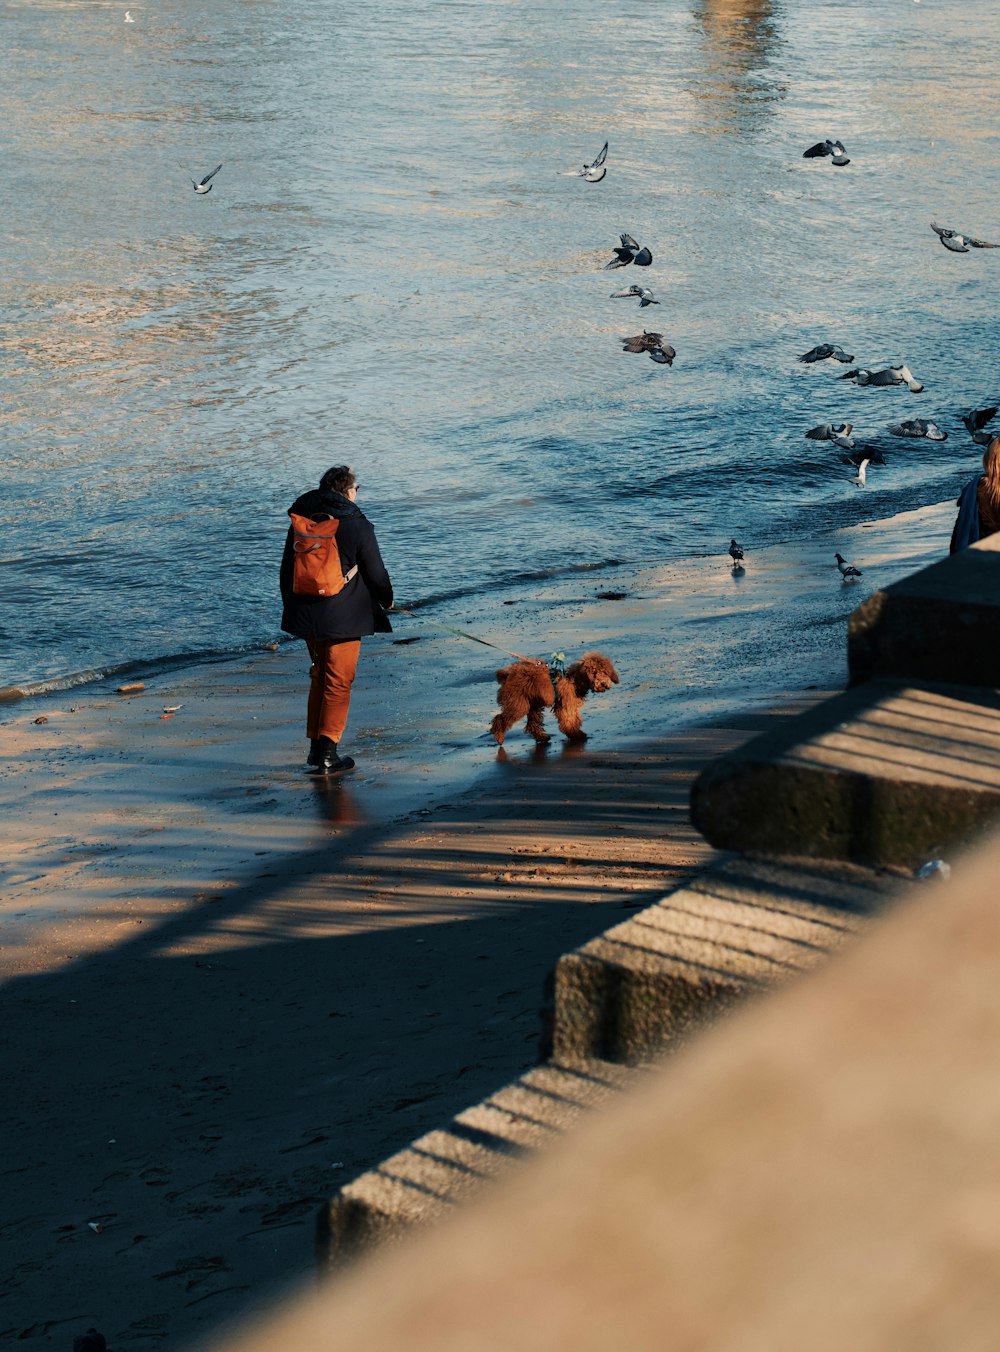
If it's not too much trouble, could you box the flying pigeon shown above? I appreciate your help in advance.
[963,406,998,444]
[841,447,886,467]
[566,141,608,182]
[621,331,675,364]
[930,222,999,253]
[798,343,855,364]
[806,422,855,450]
[851,458,872,487]
[611,284,659,308]
[604,233,653,269]
[886,419,947,440]
[835,552,862,579]
[190,164,222,195]
[839,364,924,393]
[803,139,850,166]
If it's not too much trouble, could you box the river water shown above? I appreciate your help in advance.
[2,0,997,694]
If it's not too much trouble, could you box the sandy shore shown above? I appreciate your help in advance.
[0,502,954,1348]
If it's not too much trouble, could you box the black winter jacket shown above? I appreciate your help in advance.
[280,489,393,642]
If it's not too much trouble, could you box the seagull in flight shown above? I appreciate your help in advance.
[886,419,947,440]
[798,343,855,364]
[806,422,855,450]
[839,364,924,393]
[930,222,999,252]
[604,233,653,269]
[621,331,675,365]
[835,552,862,579]
[124,9,135,19]
[729,539,745,568]
[611,284,659,308]
[803,139,850,166]
[190,164,222,195]
[851,458,872,487]
[963,406,998,444]
[565,141,608,182]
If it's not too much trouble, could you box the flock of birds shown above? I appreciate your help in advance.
[566,135,1000,586]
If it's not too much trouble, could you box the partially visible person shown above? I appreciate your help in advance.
[950,435,1000,553]
[280,466,393,774]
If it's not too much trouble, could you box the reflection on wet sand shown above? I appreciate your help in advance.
[690,0,786,135]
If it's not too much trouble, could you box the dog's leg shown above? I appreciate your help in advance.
[554,696,587,742]
[525,701,551,744]
[490,711,514,746]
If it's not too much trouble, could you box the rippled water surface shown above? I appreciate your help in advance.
[3,0,999,689]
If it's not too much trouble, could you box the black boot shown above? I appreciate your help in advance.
[307,738,322,767]
[307,736,356,775]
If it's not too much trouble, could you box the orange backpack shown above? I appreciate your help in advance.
[289,513,359,597]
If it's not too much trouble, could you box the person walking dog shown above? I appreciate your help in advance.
[280,466,393,773]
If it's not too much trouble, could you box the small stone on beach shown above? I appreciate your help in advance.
[597,591,628,600]
[33,715,48,724]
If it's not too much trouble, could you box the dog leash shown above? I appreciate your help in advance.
[392,607,545,665]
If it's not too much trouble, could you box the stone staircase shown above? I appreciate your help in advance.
[316,534,1000,1273]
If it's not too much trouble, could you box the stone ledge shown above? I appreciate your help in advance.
[315,1060,634,1273]
[690,679,1000,868]
[849,532,1000,685]
[552,855,897,1066]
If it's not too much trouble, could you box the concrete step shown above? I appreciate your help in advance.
[691,679,1000,869]
[849,533,1000,686]
[316,1059,634,1273]
[317,854,899,1272]
[552,855,898,1066]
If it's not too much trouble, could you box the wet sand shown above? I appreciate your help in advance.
[0,503,953,1348]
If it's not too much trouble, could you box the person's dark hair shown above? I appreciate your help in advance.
[319,465,356,496]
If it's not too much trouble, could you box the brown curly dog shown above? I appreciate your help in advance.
[490,652,620,746]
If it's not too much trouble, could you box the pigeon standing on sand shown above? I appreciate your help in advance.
[611,285,659,308]
[806,422,855,450]
[798,343,855,364]
[604,233,653,269]
[835,552,862,579]
[190,164,222,195]
[930,222,999,252]
[963,407,998,444]
[803,139,850,166]
[566,141,608,182]
[729,539,745,568]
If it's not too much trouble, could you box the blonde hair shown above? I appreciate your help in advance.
[982,437,1000,508]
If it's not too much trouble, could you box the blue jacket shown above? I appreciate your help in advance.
[949,475,982,554]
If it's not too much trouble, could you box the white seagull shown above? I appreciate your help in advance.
[835,552,862,580]
[852,458,871,487]
[565,141,608,182]
[124,9,135,19]
[191,164,222,195]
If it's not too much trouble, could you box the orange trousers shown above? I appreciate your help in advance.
[305,638,361,743]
